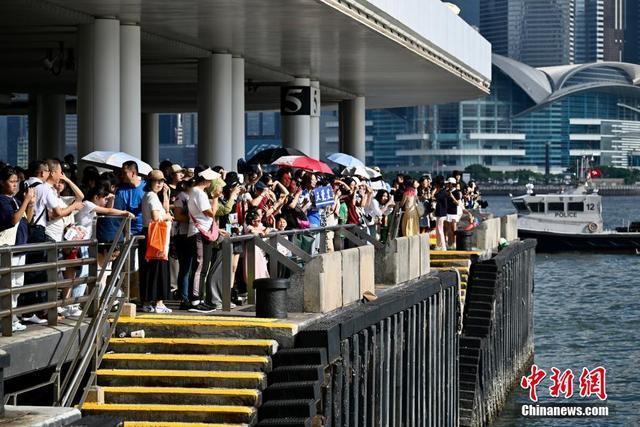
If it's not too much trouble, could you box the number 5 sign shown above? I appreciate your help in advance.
[281,85,320,117]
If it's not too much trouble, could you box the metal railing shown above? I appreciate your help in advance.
[219,224,383,310]
[1,216,141,407]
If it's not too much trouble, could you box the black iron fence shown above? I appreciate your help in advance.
[459,239,536,426]
[260,272,460,426]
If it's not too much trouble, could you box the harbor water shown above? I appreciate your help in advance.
[487,196,640,426]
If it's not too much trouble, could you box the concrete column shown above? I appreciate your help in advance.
[281,77,311,155]
[231,56,245,165]
[120,23,141,158]
[198,53,233,169]
[141,113,159,168]
[93,18,120,152]
[36,94,66,160]
[76,24,94,159]
[309,80,321,159]
[339,96,366,163]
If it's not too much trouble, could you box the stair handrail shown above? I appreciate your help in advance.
[54,216,140,406]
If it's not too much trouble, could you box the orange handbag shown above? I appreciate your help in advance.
[145,220,171,261]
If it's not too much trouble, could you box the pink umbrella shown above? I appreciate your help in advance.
[271,155,333,174]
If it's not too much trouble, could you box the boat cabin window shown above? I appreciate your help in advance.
[512,200,527,212]
[547,202,565,212]
[567,202,584,212]
[528,202,544,213]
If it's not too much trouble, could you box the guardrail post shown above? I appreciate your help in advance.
[0,252,13,337]
[246,237,256,305]
[46,246,58,326]
[268,235,279,278]
[87,240,99,318]
[221,239,233,311]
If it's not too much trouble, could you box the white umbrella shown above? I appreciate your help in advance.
[81,151,153,176]
[342,165,371,179]
[365,166,381,179]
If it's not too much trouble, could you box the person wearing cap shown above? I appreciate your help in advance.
[140,170,173,314]
[187,167,221,313]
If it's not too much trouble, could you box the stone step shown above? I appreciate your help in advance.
[262,381,321,401]
[271,348,326,367]
[101,353,270,372]
[82,403,255,425]
[268,366,323,384]
[256,418,311,426]
[108,338,278,356]
[430,259,472,268]
[97,369,266,390]
[430,250,479,259]
[124,423,248,427]
[432,266,470,274]
[113,317,297,346]
[258,399,317,420]
[102,386,260,407]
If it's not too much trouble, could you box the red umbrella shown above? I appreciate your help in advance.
[271,155,333,174]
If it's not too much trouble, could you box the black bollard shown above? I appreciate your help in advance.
[456,229,474,251]
[254,278,290,319]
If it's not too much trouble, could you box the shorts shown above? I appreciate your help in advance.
[447,214,460,222]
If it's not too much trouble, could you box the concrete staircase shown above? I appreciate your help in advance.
[430,250,480,303]
[82,314,298,426]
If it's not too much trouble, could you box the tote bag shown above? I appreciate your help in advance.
[145,220,171,261]
[0,222,19,246]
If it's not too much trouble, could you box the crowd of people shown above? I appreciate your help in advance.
[0,154,486,332]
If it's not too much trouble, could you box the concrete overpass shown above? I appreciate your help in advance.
[0,0,491,168]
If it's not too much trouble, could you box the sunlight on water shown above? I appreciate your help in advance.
[486,196,640,426]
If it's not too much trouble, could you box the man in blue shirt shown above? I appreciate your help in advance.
[99,161,146,241]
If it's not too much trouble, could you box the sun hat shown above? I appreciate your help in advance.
[198,167,221,181]
[148,170,165,181]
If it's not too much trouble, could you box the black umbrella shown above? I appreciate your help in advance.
[247,147,307,165]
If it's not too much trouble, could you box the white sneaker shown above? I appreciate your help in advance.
[67,306,82,317]
[154,305,172,314]
[142,305,155,313]
[12,321,26,332]
[22,314,47,324]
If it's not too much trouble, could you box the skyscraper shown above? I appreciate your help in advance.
[480,0,574,67]
[624,0,640,63]
[479,0,630,67]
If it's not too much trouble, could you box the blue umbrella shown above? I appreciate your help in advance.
[327,152,365,168]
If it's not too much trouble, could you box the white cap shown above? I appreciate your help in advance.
[446,177,457,184]
[198,167,221,181]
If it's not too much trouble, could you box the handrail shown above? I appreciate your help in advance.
[219,223,382,310]
[1,215,140,407]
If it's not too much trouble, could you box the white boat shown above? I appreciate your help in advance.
[511,185,640,252]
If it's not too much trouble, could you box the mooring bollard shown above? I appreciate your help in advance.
[254,278,289,319]
[456,229,474,251]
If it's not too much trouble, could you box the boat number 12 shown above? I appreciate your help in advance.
[586,203,596,211]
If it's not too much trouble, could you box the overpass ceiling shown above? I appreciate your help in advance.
[0,0,490,111]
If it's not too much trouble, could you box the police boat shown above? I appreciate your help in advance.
[511,185,640,252]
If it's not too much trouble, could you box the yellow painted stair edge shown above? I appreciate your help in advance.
[102,353,269,363]
[102,386,259,397]
[138,314,278,322]
[124,422,247,427]
[96,369,264,379]
[82,402,254,414]
[109,337,277,348]
[113,317,298,332]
